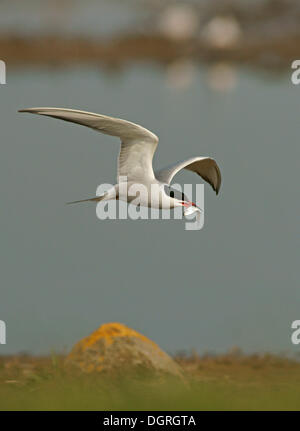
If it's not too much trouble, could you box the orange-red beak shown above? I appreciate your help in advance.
[181,201,197,207]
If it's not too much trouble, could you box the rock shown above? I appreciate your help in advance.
[65,322,184,379]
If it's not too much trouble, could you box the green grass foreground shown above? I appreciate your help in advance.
[1,352,300,410]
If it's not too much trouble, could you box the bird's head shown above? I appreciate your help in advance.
[163,185,198,210]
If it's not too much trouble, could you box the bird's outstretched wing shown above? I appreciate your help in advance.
[19,107,159,182]
[155,156,221,195]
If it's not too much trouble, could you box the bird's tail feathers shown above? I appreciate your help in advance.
[66,195,105,205]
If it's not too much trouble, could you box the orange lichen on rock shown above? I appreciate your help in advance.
[65,322,184,379]
[80,322,162,352]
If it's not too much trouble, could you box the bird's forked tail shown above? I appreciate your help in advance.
[66,195,105,205]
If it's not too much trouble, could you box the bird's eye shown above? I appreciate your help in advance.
[164,186,185,201]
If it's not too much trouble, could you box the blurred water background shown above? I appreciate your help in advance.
[0,0,299,356]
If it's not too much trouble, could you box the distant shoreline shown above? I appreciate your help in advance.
[0,33,297,72]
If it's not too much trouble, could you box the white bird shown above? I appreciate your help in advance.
[19,108,221,215]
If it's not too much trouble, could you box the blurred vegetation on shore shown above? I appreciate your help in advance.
[1,351,300,410]
[1,0,300,72]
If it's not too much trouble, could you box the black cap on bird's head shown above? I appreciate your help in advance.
[164,185,198,208]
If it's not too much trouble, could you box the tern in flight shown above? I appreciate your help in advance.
[19,108,221,217]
